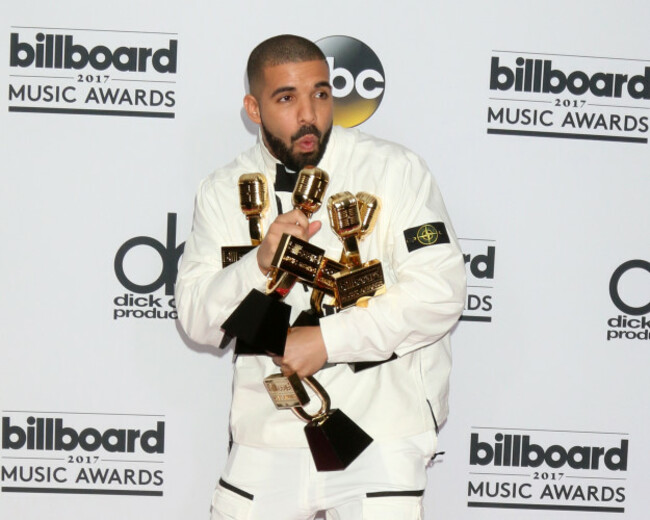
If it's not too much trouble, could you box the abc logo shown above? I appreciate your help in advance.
[316,35,385,127]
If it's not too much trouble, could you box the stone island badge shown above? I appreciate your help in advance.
[403,222,450,252]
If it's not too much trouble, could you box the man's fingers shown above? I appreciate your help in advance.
[257,209,319,274]
[268,220,308,241]
[270,355,294,376]
[307,220,322,238]
[275,208,309,228]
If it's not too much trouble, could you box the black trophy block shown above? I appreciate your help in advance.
[304,408,374,471]
[292,308,321,327]
[221,289,291,356]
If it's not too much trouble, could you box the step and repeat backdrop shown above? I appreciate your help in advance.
[1,1,648,518]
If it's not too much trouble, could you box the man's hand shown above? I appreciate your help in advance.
[272,326,328,379]
[257,208,322,275]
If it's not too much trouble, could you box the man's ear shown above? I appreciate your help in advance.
[244,94,261,125]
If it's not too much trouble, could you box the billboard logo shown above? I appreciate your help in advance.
[460,239,495,323]
[1,411,165,496]
[8,26,178,118]
[490,57,650,99]
[10,33,177,73]
[467,427,629,513]
[487,52,650,144]
[2,417,164,454]
[470,432,627,471]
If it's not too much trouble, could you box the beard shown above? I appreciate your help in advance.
[261,122,332,172]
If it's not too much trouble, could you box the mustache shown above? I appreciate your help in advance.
[291,125,322,143]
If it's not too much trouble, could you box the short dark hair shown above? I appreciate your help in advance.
[247,35,326,96]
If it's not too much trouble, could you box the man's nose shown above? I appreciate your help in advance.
[297,98,316,125]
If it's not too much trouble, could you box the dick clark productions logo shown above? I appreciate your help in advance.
[113,213,183,320]
[607,259,650,340]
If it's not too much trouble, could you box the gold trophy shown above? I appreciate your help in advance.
[327,192,386,309]
[356,192,381,242]
[327,192,363,267]
[221,173,268,267]
[221,167,329,356]
[265,371,373,472]
[330,191,397,372]
[265,166,330,298]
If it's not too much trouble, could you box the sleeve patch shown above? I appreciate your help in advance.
[403,222,450,252]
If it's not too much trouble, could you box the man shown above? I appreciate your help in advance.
[176,34,466,519]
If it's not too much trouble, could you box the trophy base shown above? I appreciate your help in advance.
[221,245,255,268]
[304,409,373,471]
[292,309,321,327]
[221,289,291,356]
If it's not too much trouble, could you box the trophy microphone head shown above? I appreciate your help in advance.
[327,192,362,238]
[292,166,330,217]
[238,173,268,217]
[356,192,381,240]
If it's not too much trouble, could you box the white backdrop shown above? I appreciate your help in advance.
[1,1,649,519]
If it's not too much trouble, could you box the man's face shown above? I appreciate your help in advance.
[245,60,334,171]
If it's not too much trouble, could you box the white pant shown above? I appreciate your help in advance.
[210,431,437,520]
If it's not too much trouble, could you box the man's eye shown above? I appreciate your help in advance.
[279,95,292,103]
[315,91,329,99]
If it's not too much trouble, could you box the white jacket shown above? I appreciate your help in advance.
[176,126,466,448]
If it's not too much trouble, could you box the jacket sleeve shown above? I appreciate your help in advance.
[319,152,466,363]
[175,175,268,346]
